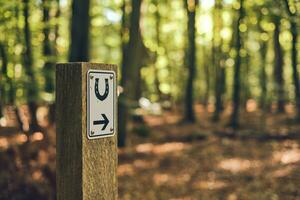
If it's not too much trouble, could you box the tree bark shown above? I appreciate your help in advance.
[42,0,56,125]
[212,0,224,121]
[154,0,163,100]
[242,52,250,108]
[13,4,25,131]
[68,0,90,61]
[203,50,210,107]
[184,0,198,122]
[259,41,268,109]
[273,16,285,113]
[283,0,300,118]
[118,0,143,147]
[42,0,54,94]
[229,0,244,128]
[54,0,60,53]
[0,43,8,118]
[23,0,40,133]
[291,21,300,119]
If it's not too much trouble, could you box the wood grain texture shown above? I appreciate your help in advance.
[56,62,118,200]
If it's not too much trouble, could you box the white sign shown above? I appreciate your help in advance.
[87,69,116,139]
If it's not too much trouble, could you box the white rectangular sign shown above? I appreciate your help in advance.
[87,69,116,139]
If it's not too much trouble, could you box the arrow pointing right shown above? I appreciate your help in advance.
[93,114,109,130]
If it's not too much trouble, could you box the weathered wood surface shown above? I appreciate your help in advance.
[56,62,118,200]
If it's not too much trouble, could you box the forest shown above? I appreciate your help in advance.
[1,0,300,199]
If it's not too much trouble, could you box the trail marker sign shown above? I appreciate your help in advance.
[87,69,116,139]
[57,63,117,200]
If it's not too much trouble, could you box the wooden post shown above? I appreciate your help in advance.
[56,62,118,200]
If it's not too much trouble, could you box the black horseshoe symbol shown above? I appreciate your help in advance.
[95,78,109,101]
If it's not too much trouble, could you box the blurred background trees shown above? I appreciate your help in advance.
[1,0,300,199]
[0,0,300,146]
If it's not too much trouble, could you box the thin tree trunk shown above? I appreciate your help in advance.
[47,0,60,125]
[256,11,268,111]
[68,0,90,61]
[203,49,210,107]
[23,0,40,133]
[42,0,56,125]
[134,71,142,100]
[184,0,198,122]
[242,52,250,108]
[0,43,8,118]
[212,0,223,121]
[218,53,226,113]
[259,41,268,109]
[229,0,244,128]
[154,0,163,100]
[14,4,24,131]
[291,21,300,119]
[273,16,285,112]
[118,0,127,147]
[120,0,127,52]
[42,0,54,94]
[213,54,223,121]
[283,0,299,118]
[118,0,143,147]
[54,0,60,53]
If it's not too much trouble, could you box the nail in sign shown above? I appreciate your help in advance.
[87,69,116,139]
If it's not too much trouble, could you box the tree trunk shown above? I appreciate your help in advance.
[242,52,250,109]
[0,43,8,118]
[118,0,143,147]
[42,0,54,94]
[13,4,25,131]
[203,49,210,107]
[212,0,223,121]
[290,22,300,119]
[134,70,143,101]
[259,41,268,109]
[118,0,127,147]
[283,0,299,118]
[42,0,56,125]
[23,0,40,133]
[218,59,226,112]
[229,0,244,128]
[68,0,90,61]
[273,16,285,113]
[184,0,198,122]
[213,53,223,121]
[47,0,60,125]
[154,0,163,100]
[54,0,60,53]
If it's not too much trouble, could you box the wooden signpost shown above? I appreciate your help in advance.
[56,63,118,200]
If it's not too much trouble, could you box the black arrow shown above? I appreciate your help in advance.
[95,78,109,101]
[93,114,109,130]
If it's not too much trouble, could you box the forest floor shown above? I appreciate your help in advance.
[0,104,300,200]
